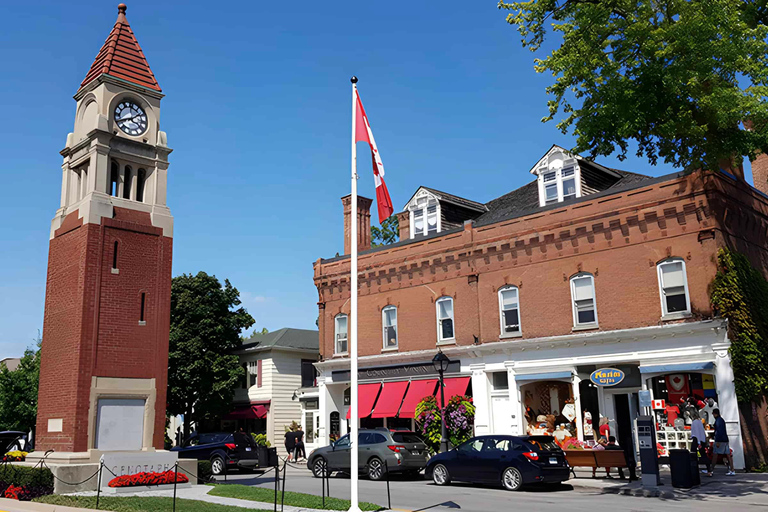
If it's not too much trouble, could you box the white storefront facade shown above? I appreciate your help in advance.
[314,319,744,470]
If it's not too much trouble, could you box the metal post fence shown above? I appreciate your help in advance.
[273,461,279,512]
[280,459,287,512]
[172,462,178,512]
[384,460,391,511]
[95,461,103,510]
[321,463,325,509]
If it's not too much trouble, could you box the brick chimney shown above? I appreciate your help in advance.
[396,211,410,240]
[752,153,768,195]
[342,194,372,254]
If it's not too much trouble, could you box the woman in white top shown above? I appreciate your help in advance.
[691,418,712,476]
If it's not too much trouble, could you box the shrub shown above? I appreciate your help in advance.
[197,461,213,484]
[0,465,53,501]
[251,433,270,447]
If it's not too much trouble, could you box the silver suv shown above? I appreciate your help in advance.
[307,430,428,481]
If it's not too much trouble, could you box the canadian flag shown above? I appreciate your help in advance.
[354,89,394,222]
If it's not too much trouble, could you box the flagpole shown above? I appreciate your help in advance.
[349,75,361,512]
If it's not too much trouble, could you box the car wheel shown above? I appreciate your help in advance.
[502,467,523,491]
[311,457,328,479]
[211,456,225,476]
[367,457,385,481]
[432,464,451,486]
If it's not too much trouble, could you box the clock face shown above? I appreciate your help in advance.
[114,101,148,136]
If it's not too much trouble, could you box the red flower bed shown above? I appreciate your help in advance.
[108,470,188,488]
[4,485,23,500]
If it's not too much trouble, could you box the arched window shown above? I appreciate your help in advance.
[123,166,132,199]
[436,296,455,343]
[109,161,119,196]
[570,273,597,328]
[382,306,397,349]
[334,314,348,355]
[136,168,146,202]
[657,258,691,317]
[498,286,521,336]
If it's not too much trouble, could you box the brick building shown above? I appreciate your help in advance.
[34,3,173,459]
[313,145,768,469]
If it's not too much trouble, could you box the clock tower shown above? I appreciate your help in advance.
[35,3,173,456]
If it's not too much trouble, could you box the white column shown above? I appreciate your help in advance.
[470,363,490,435]
[506,363,522,435]
[117,165,126,198]
[714,347,745,470]
[572,374,584,442]
[317,376,330,447]
[60,165,70,208]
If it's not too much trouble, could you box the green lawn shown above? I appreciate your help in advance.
[34,495,271,512]
[209,484,383,511]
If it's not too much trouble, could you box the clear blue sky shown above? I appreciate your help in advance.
[1,1,749,357]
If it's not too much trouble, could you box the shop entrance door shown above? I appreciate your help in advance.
[491,396,512,434]
[613,393,639,461]
[304,410,320,452]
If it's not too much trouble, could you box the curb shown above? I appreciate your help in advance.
[568,480,679,499]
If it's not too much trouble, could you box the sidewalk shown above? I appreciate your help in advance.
[568,467,768,500]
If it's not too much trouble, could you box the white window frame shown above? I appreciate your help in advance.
[436,296,455,344]
[570,273,598,329]
[247,361,258,388]
[498,285,522,338]
[382,305,398,350]
[535,149,582,207]
[334,314,348,355]
[407,190,442,238]
[657,258,692,319]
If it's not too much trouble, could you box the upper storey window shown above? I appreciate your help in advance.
[407,189,441,238]
[657,258,691,318]
[533,147,581,207]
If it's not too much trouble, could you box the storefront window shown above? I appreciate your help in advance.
[521,381,578,441]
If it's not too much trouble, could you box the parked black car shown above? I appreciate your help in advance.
[425,435,570,491]
[171,432,259,475]
[0,431,29,452]
[308,430,428,481]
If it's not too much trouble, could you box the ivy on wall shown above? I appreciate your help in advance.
[711,248,768,402]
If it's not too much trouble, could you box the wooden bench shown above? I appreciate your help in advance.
[564,450,628,477]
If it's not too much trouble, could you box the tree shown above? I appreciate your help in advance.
[167,272,254,440]
[499,0,768,171]
[371,216,399,247]
[0,335,41,433]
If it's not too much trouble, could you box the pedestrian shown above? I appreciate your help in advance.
[598,416,610,441]
[603,436,624,479]
[712,409,735,475]
[284,426,297,462]
[691,416,712,477]
[295,427,306,462]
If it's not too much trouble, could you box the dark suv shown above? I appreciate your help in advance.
[307,430,428,481]
[171,432,258,475]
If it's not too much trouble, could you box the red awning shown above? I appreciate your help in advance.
[398,379,438,418]
[371,381,409,418]
[346,383,382,419]
[441,376,471,401]
[223,403,269,420]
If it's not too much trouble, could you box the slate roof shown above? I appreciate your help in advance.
[238,328,319,353]
[80,4,161,92]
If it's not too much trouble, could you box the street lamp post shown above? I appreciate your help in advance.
[432,351,451,453]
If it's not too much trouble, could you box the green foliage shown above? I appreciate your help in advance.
[251,433,271,447]
[371,216,399,247]
[711,248,768,401]
[0,335,41,432]
[167,272,255,438]
[208,484,383,511]
[499,0,768,171]
[35,495,268,512]
[197,460,213,483]
[415,395,475,453]
[0,465,52,489]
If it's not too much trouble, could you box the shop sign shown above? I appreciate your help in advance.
[332,361,461,383]
[590,368,625,387]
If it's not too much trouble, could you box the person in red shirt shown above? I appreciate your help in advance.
[599,417,610,441]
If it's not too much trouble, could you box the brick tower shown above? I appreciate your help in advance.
[35,3,173,456]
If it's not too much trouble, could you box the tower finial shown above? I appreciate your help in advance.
[118,3,127,13]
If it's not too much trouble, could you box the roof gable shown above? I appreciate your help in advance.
[80,4,161,92]
[240,328,319,352]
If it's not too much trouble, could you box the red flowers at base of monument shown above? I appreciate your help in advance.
[4,485,24,500]
[108,470,188,488]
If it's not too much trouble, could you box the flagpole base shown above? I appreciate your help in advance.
[347,507,363,512]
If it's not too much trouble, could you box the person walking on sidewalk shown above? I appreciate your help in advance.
[284,427,297,462]
[712,409,735,475]
[691,416,712,477]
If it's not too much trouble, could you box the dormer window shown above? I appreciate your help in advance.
[407,190,441,238]
[533,147,582,207]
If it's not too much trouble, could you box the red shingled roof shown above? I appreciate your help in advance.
[80,4,161,92]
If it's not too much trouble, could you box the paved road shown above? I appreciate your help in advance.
[217,466,768,512]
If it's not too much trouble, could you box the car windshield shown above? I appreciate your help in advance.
[199,433,232,445]
[525,437,561,452]
[391,432,423,444]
